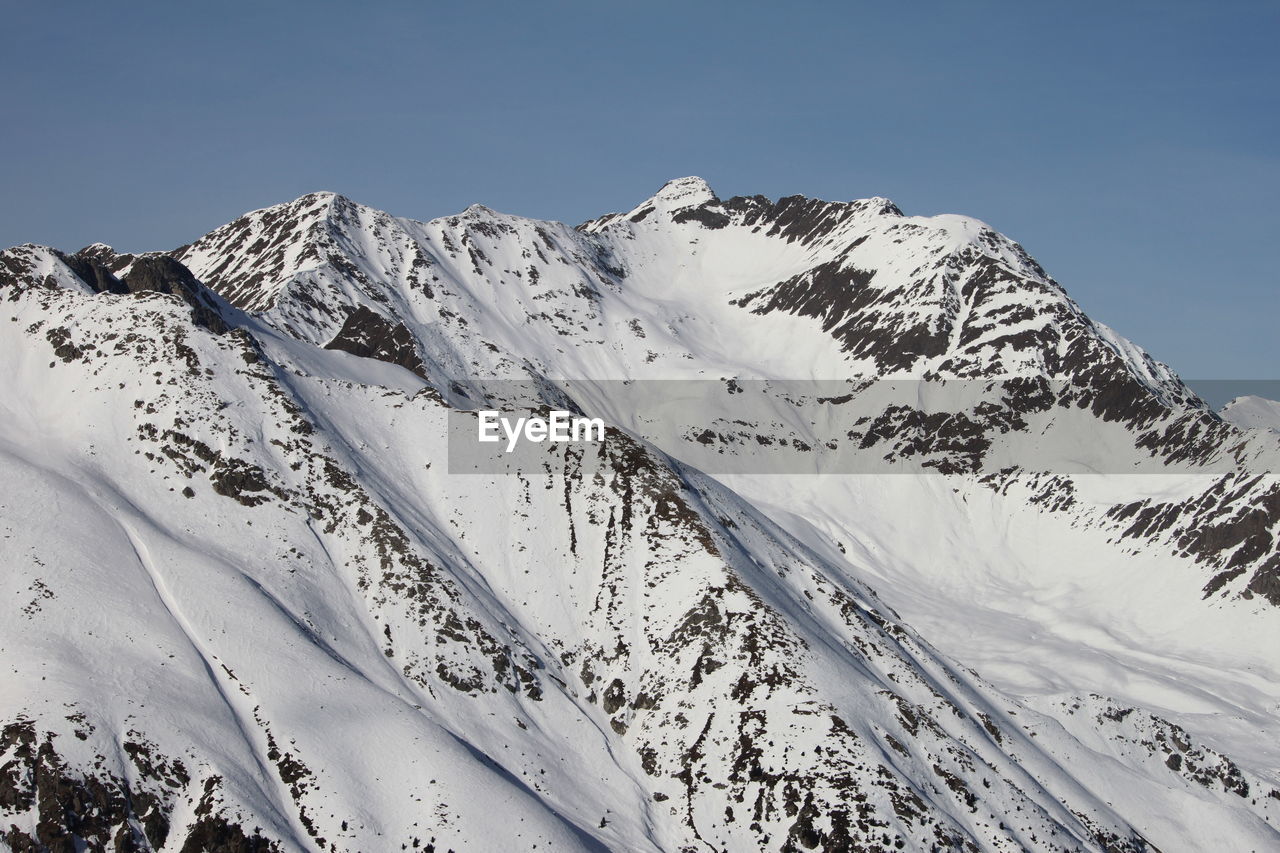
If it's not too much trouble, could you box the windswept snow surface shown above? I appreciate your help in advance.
[1,180,1278,851]
[1221,395,1280,434]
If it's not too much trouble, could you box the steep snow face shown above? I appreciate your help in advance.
[1,180,1279,852]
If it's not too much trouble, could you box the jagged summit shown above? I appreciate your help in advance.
[169,191,374,311]
[24,182,1189,391]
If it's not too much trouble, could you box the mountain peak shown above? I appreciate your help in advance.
[1219,394,1280,432]
[171,191,367,312]
[295,190,350,206]
[581,176,722,229]
[648,176,717,209]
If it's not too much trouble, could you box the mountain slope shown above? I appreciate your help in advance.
[1221,395,1280,433]
[1,181,1278,852]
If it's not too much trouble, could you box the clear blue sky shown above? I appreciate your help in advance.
[4,1,1277,380]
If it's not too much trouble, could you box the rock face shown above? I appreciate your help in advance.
[322,304,426,379]
[0,180,1278,851]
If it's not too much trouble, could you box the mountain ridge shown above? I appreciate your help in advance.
[1,180,1278,851]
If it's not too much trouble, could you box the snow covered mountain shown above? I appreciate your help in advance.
[1,179,1278,852]
[1221,395,1280,434]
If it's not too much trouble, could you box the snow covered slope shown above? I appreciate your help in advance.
[1221,395,1280,433]
[1,180,1278,852]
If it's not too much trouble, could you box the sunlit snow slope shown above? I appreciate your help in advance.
[1,179,1278,852]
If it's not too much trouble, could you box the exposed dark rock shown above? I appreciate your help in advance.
[121,256,231,334]
[178,816,280,853]
[671,206,730,229]
[734,260,948,373]
[323,304,426,379]
[57,251,127,294]
[0,719,278,853]
[602,679,627,715]
[209,458,275,507]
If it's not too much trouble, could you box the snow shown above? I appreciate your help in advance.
[1221,395,1280,433]
[1,177,1277,850]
